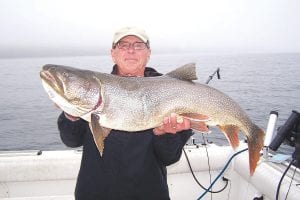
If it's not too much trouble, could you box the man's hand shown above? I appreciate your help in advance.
[54,103,80,121]
[153,113,191,135]
[64,112,80,121]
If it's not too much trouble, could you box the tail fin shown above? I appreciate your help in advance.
[247,125,265,176]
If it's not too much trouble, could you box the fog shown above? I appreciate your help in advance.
[0,0,299,57]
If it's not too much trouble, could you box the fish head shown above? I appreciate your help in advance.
[40,64,102,119]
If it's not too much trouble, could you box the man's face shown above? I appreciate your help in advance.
[111,35,151,77]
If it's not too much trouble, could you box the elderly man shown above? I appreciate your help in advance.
[58,27,193,200]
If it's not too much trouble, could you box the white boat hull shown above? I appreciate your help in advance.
[1,143,299,200]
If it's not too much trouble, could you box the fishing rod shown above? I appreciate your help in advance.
[205,67,221,84]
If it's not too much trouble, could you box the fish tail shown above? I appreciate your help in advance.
[247,125,265,176]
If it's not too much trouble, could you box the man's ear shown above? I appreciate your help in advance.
[147,49,151,61]
[111,50,116,63]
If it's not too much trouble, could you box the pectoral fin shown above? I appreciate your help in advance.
[181,113,210,133]
[218,124,240,149]
[89,113,111,156]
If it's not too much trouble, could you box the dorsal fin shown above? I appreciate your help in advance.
[165,63,197,81]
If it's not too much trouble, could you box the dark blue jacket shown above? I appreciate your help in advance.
[57,66,193,200]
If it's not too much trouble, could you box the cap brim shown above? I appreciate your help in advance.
[113,33,148,44]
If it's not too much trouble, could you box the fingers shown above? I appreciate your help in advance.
[170,113,178,129]
[153,126,165,136]
[154,113,191,135]
[162,113,177,134]
[183,118,191,130]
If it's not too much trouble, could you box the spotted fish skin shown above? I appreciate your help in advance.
[40,63,265,175]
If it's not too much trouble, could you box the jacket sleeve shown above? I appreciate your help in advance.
[57,112,87,147]
[153,129,194,166]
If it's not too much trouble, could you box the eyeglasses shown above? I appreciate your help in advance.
[116,41,148,51]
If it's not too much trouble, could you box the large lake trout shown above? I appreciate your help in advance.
[40,63,265,176]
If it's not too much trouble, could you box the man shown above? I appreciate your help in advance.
[58,27,193,200]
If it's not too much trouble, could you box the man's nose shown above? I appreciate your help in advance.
[127,46,135,53]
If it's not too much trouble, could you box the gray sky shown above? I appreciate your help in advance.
[0,0,299,57]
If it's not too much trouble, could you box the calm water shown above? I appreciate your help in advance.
[0,53,299,155]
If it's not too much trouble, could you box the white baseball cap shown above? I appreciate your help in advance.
[112,27,149,44]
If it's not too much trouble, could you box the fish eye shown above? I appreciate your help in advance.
[62,72,67,76]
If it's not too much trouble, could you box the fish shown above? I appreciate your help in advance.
[40,63,265,176]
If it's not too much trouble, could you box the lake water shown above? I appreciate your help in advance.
[0,52,299,155]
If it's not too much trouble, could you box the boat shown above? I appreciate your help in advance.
[1,101,300,200]
[0,142,299,200]
[1,111,300,200]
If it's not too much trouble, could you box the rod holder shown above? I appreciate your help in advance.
[263,111,279,160]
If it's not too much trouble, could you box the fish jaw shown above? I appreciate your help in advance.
[40,69,64,96]
[40,64,102,119]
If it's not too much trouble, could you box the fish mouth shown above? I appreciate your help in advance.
[40,70,55,83]
[40,70,64,94]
